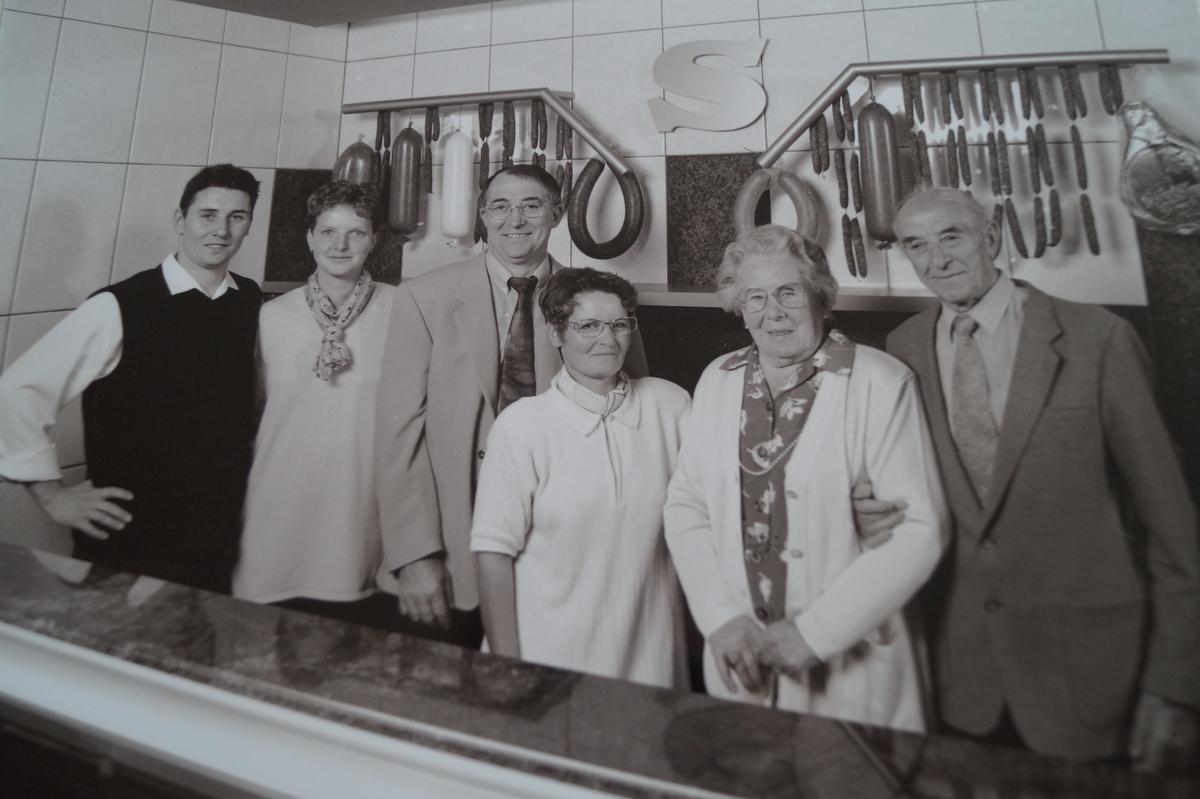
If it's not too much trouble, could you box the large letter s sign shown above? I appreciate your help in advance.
[647,39,768,133]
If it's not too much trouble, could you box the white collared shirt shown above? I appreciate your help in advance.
[935,271,1027,427]
[0,256,241,482]
[484,250,550,355]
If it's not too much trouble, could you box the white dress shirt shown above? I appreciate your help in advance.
[483,250,551,354]
[935,271,1027,428]
[0,256,240,482]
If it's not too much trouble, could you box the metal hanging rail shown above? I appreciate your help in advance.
[758,48,1170,169]
[341,87,634,177]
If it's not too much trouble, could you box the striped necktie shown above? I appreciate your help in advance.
[950,313,998,502]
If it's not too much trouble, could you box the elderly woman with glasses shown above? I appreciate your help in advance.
[470,267,688,689]
[664,225,947,732]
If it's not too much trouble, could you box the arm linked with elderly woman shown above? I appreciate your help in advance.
[664,224,948,732]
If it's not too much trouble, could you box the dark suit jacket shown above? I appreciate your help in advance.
[374,254,648,610]
[887,283,1200,760]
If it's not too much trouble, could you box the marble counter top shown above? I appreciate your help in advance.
[0,541,1193,799]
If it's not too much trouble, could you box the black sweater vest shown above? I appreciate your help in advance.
[77,266,261,591]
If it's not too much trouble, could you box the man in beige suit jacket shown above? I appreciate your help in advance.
[870,188,1199,770]
[375,165,646,647]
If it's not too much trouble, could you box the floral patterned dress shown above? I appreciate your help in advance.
[730,329,856,624]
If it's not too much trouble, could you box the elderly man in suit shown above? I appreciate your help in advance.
[860,187,1199,770]
[375,165,647,647]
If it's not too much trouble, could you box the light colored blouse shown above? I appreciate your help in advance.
[470,369,690,689]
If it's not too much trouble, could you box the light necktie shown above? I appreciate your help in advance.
[950,313,998,502]
[498,276,538,411]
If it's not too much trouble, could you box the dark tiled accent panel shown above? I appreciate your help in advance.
[665,153,764,288]
[1137,227,1200,307]
[264,169,405,286]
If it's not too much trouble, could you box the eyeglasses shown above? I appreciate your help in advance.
[484,200,550,221]
[737,283,809,314]
[565,317,638,339]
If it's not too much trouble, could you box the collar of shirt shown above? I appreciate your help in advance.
[484,250,551,294]
[550,367,639,435]
[163,254,239,299]
[938,271,1014,344]
[718,328,856,379]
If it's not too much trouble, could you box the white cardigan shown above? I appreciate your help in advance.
[664,343,948,732]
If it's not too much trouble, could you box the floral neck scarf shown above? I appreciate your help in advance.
[303,271,375,381]
[723,329,855,624]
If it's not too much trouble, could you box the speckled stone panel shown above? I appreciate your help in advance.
[1138,227,1200,307]
[264,169,405,286]
[665,153,765,288]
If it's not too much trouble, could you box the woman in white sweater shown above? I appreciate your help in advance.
[471,268,688,689]
[234,181,398,628]
[664,225,948,732]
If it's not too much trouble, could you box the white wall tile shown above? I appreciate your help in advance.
[415,2,490,53]
[346,13,415,61]
[863,0,959,8]
[573,0,661,36]
[288,21,346,60]
[413,45,490,96]
[343,54,413,105]
[149,0,224,41]
[5,0,64,14]
[210,45,286,167]
[0,11,59,159]
[759,0,862,16]
[762,12,867,150]
[130,33,220,165]
[865,4,980,61]
[0,317,7,375]
[277,55,344,169]
[112,164,193,283]
[223,10,289,51]
[978,0,1101,56]
[1008,141,1145,305]
[492,0,571,44]
[1096,0,1199,54]
[2,310,86,472]
[490,37,572,91]
[662,21,767,156]
[230,167,273,285]
[573,29,664,158]
[568,155,667,284]
[336,111,382,154]
[40,21,144,162]
[64,0,150,29]
[661,0,758,28]
[0,160,36,315]
[13,162,126,313]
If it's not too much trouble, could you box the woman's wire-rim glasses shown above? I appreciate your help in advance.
[564,317,639,338]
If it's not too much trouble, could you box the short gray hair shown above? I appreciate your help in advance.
[715,225,838,318]
[896,186,990,233]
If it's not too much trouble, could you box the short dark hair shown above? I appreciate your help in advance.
[539,267,638,330]
[305,180,379,231]
[479,164,562,211]
[179,164,260,214]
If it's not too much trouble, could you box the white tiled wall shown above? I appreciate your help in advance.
[0,0,344,544]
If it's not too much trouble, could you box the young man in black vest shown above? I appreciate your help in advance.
[0,164,263,593]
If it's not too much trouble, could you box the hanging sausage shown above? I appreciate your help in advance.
[856,101,902,247]
[332,135,380,187]
[440,130,476,241]
[732,169,820,240]
[389,128,423,236]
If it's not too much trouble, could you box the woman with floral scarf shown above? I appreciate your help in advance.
[665,225,947,731]
[234,181,399,630]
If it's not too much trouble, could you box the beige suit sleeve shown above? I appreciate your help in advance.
[375,283,445,573]
[1100,319,1200,708]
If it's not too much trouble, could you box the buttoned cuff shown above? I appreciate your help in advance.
[794,609,836,663]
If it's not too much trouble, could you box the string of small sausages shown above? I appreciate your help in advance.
[831,91,868,280]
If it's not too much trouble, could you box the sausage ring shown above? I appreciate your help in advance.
[567,157,645,260]
[733,168,821,240]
